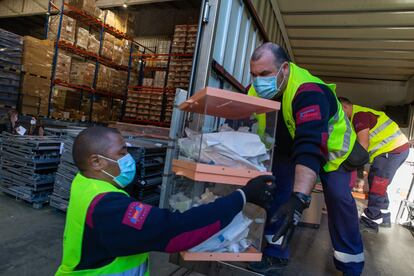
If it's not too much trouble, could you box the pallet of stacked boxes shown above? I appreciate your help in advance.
[121,39,131,67]
[75,22,89,50]
[111,70,128,96]
[92,97,110,122]
[185,24,198,54]
[68,0,96,16]
[0,28,23,109]
[113,38,124,65]
[21,36,54,116]
[70,59,95,88]
[0,133,62,209]
[172,25,187,54]
[48,15,76,45]
[55,50,72,83]
[101,33,115,61]
[96,64,111,92]
[87,32,100,56]
[49,128,83,211]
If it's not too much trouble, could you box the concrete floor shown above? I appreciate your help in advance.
[0,192,413,276]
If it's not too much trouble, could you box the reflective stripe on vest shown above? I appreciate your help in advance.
[328,110,353,162]
[56,173,149,276]
[351,105,408,163]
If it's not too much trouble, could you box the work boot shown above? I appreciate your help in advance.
[359,220,378,233]
[379,221,391,228]
[247,255,288,275]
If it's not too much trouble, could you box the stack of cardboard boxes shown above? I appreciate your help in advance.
[48,15,76,45]
[21,36,54,116]
[55,51,72,83]
[167,24,197,90]
[69,59,95,87]
[68,0,96,16]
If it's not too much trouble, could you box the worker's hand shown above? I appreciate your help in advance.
[270,192,310,249]
[241,175,276,208]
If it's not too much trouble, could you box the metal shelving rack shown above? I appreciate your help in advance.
[123,50,194,127]
[45,0,134,122]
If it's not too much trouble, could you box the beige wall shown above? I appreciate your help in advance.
[324,78,412,110]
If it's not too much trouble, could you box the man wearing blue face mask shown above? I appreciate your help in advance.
[56,126,276,275]
[246,43,365,276]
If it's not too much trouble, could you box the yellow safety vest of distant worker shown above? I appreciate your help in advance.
[248,62,356,172]
[56,173,149,276]
[351,105,408,163]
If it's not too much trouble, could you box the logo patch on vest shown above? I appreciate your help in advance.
[296,105,321,125]
[122,202,152,230]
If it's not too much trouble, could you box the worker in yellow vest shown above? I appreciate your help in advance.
[56,126,276,275]
[339,98,409,233]
[246,43,366,276]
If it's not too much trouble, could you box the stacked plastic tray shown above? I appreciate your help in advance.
[127,139,167,206]
[0,28,23,108]
[48,128,83,211]
[0,133,61,208]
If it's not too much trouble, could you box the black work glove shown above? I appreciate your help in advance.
[270,192,310,249]
[241,175,276,208]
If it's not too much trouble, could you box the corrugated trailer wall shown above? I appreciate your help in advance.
[193,0,289,94]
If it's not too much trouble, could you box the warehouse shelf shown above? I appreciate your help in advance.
[62,3,131,40]
[47,0,133,122]
[57,40,128,71]
[53,79,126,100]
[53,79,93,92]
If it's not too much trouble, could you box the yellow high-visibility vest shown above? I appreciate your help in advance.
[351,105,408,163]
[56,173,149,276]
[248,63,356,172]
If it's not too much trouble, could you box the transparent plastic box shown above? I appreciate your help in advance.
[169,87,280,261]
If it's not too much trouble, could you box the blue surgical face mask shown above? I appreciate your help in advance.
[99,153,136,187]
[253,64,286,99]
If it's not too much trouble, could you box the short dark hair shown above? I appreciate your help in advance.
[251,42,291,67]
[72,126,121,172]
[337,97,352,104]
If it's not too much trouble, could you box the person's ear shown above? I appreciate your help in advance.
[282,62,289,75]
[89,154,106,171]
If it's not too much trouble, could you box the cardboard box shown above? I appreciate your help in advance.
[55,50,72,83]
[75,25,89,50]
[22,36,54,78]
[103,10,116,27]
[121,39,131,67]
[21,75,50,115]
[101,33,115,60]
[87,32,100,55]
[114,11,128,32]
[96,64,111,91]
[111,70,127,94]
[48,15,76,44]
[113,38,124,65]
[68,0,96,16]
[70,60,95,87]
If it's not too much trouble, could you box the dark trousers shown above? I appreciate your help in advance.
[264,161,364,275]
[362,149,409,228]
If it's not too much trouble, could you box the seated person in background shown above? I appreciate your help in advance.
[28,116,45,136]
[56,126,276,275]
[1,110,21,134]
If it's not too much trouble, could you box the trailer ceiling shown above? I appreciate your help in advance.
[276,0,414,82]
